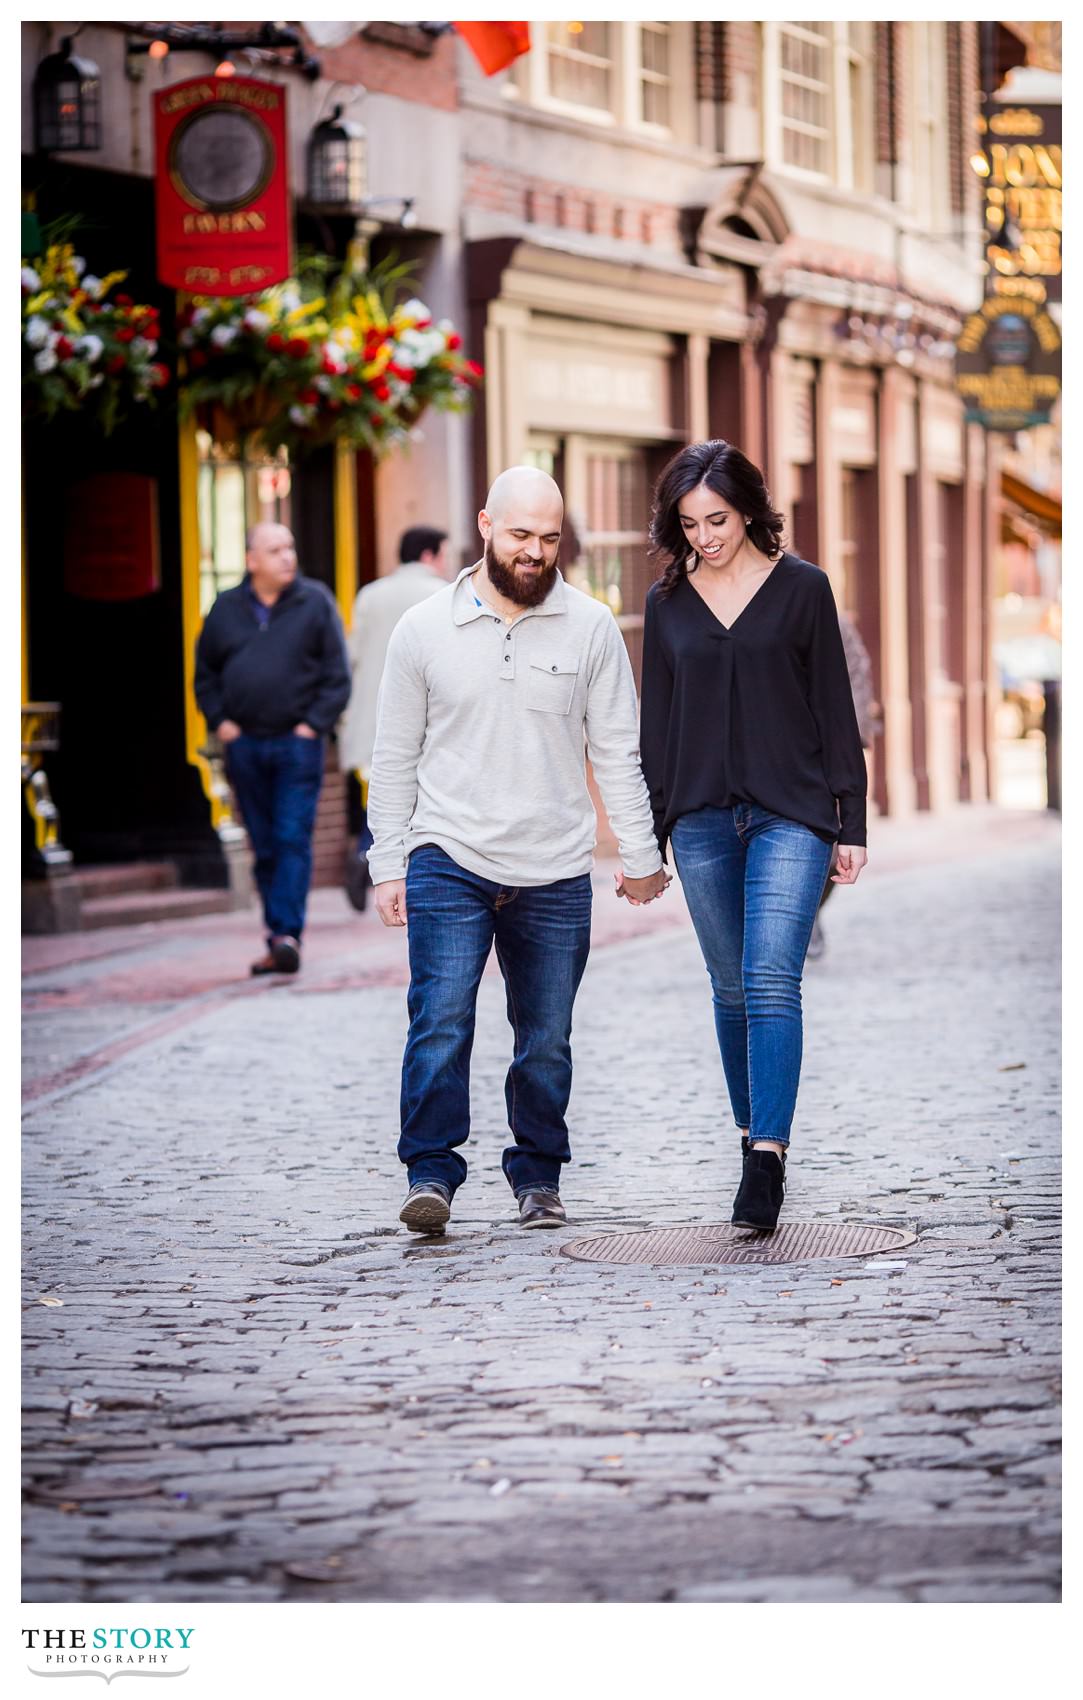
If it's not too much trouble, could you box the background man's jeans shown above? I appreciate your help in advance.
[225,732,324,942]
[671,804,833,1147]
[400,845,592,1197]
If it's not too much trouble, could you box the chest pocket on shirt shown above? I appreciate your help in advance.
[526,654,580,715]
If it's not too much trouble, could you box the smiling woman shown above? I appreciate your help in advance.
[641,437,868,1233]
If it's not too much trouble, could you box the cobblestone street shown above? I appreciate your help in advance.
[22,805,1061,1603]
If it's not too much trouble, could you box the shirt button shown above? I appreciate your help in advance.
[504,654,510,662]
[551,664,558,672]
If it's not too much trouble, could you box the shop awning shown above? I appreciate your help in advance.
[1002,470,1062,537]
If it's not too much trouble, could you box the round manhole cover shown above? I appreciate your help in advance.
[560,1221,916,1267]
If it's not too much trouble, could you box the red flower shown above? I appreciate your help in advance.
[55,337,75,359]
[372,381,391,402]
[370,414,383,426]
[115,328,136,344]
[345,383,362,400]
[298,387,320,404]
[189,349,208,369]
[286,337,310,357]
[149,363,169,386]
[320,356,341,375]
[446,332,462,350]
[415,317,431,330]
[465,359,483,376]
[266,333,286,352]
[106,354,126,375]
[386,362,414,382]
[115,293,134,307]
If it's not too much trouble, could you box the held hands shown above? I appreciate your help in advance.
[293,722,319,739]
[831,845,868,885]
[614,866,672,906]
[217,720,242,744]
[375,880,408,927]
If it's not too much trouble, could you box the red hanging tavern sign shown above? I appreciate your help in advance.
[154,75,291,296]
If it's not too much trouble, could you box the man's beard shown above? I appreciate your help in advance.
[484,538,558,608]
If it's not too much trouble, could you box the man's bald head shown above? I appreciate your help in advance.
[478,465,565,609]
[483,465,564,529]
[246,521,298,601]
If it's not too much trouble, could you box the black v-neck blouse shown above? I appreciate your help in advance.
[640,552,867,857]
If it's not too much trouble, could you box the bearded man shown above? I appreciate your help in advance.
[367,466,668,1233]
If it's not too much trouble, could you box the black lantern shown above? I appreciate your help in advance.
[33,36,102,152]
[307,106,367,207]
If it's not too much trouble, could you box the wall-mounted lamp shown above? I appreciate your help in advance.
[33,35,102,152]
[307,106,367,207]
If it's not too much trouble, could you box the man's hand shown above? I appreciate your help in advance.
[831,845,868,885]
[293,722,319,739]
[614,867,671,906]
[217,719,242,744]
[375,880,408,927]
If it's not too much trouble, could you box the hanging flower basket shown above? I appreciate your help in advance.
[21,243,169,434]
[177,257,482,460]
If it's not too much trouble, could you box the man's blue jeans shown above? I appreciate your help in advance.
[399,845,592,1197]
[671,804,833,1147]
[225,732,324,942]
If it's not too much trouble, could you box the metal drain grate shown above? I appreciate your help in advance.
[560,1221,916,1267]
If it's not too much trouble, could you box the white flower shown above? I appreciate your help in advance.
[88,373,104,388]
[82,274,101,296]
[400,297,430,322]
[288,404,314,425]
[34,348,58,373]
[315,375,333,394]
[132,336,156,359]
[21,266,41,292]
[243,308,270,333]
[191,307,211,328]
[178,328,195,349]
[24,315,50,348]
[71,254,86,278]
[79,334,104,362]
[210,324,237,349]
[279,288,301,313]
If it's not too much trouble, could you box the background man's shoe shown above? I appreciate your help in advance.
[731,1149,786,1232]
[345,852,370,913]
[250,941,299,976]
[518,1190,567,1229]
[399,1183,451,1234]
[270,935,301,973]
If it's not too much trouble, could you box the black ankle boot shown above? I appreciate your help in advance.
[731,1148,786,1231]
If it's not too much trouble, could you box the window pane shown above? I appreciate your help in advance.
[639,22,671,127]
[780,22,830,174]
[547,20,612,111]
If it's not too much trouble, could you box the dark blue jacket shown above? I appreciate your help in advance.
[194,574,351,737]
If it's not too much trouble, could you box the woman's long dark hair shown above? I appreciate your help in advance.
[650,440,786,597]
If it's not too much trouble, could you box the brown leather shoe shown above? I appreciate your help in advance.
[251,936,301,976]
[517,1190,567,1229]
[399,1183,452,1234]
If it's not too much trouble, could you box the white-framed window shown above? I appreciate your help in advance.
[910,22,949,229]
[638,21,672,130]
[763,21,873,191]
[517,22,682,135]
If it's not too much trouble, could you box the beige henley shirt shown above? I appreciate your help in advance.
[367,564,663,887]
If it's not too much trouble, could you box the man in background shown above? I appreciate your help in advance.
[195,522,351,976]
[338,526,452,909]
